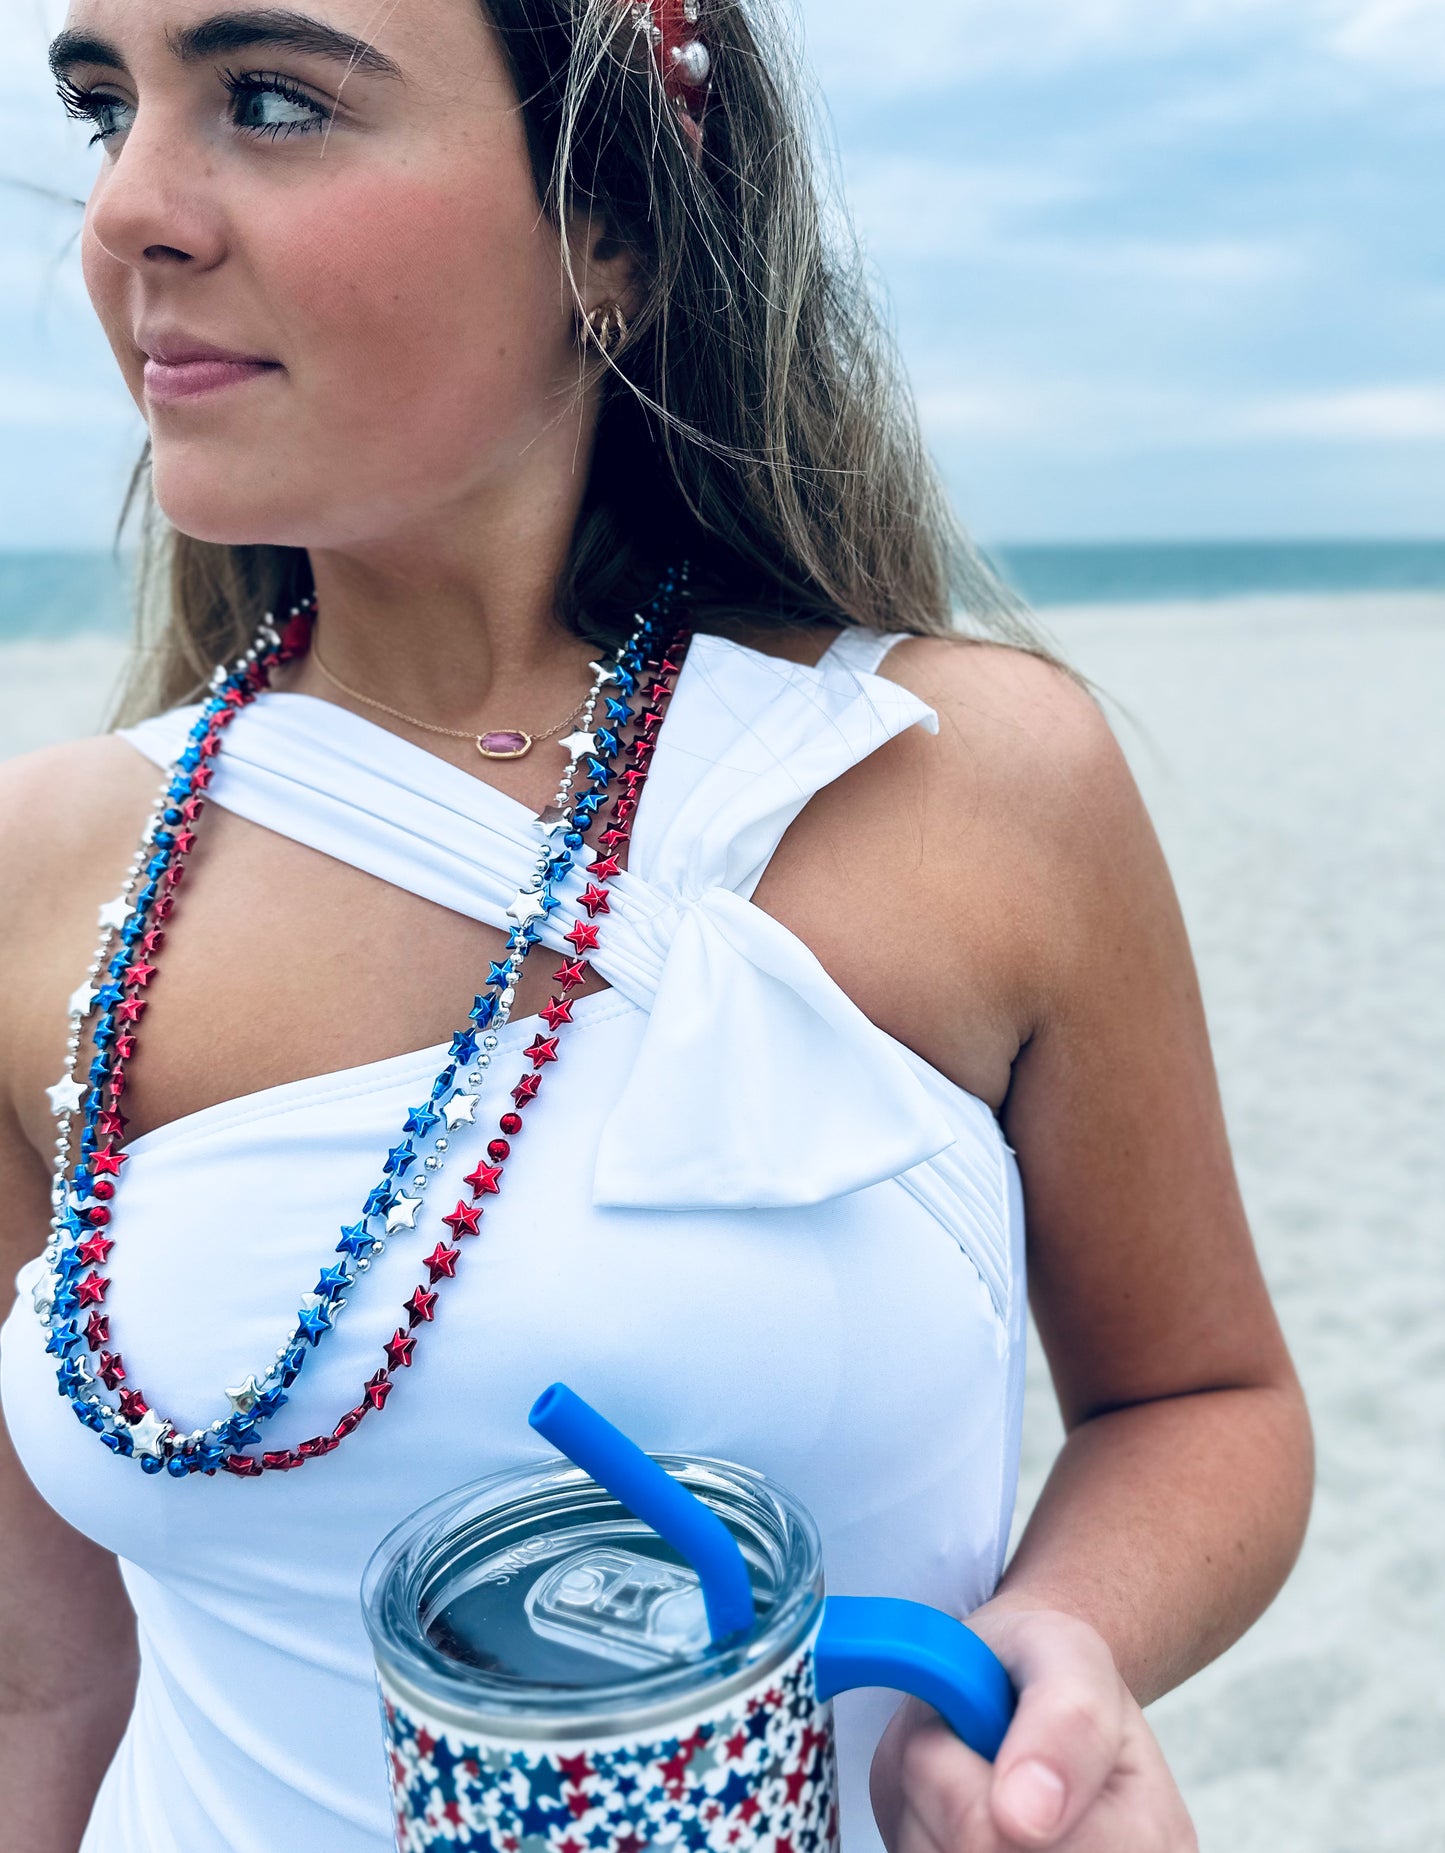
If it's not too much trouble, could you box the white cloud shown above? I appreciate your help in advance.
[0,373,138,430]
[843,156,1095,259]
[917,381,1061,441]
[838,150,1307,287]
[0,238,90,315]
[984,233,1302,287]
[917,376,1445,453]
[1235,385,1445,441]
[3,0,77,103]
[918,376,1203,447]
[802,0,1444,92]
[1328,0,1445,76]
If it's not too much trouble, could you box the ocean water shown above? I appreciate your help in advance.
[0,550,136,641]
[986,538,1445,607]
[2,540,1444,641]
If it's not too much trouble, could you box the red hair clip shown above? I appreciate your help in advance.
[627,0,713,150]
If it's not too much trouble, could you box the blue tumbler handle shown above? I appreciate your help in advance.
[814,1596,1016,1762]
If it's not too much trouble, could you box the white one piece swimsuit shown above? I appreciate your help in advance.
[1,625,1026,1853]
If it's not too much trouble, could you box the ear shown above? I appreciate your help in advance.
[566,209,645,326]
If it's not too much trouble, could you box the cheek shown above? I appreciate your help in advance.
[270,174,570,460]
[81,221,144,404]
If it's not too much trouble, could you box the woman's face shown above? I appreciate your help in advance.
[55,0,606,551]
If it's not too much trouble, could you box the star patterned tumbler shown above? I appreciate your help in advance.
[361,1386,1016,1853]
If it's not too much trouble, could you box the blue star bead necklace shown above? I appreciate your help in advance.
[32,564,690,1477]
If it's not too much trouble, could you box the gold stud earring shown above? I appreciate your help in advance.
[585,302,628,356]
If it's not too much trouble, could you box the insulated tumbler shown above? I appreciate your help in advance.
[361,1446,1014,1853]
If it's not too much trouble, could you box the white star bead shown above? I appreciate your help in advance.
[441,1092,479,1129]
[385,1194,423,1232]
[46,1074,85,1115]
[505,889,548,928]
[225,1374,260,1413]
[559,729,597,761]
[30,1269,57,1316]
[67,981,99,1018]
[129,1408,169,1457]
[97,896,131,932]
[588,660,621,687]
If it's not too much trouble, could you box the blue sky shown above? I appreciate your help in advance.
[1,0,1440,547]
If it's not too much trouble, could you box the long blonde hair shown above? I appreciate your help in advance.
[110,0,1051,726]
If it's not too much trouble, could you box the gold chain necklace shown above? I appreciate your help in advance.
[308,631,593,761]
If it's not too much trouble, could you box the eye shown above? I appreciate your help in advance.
[219,68,333,140]
[55,76,132,147]
[53,69,333,148]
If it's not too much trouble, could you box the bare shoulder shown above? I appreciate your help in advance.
[879,634,1173,1000]
[0,733,159,933]
[754,631,1179,1106]
[875,634,1137,844]
[0,729,157,830]
[0,734,161,1133]
[833,631,1156,938]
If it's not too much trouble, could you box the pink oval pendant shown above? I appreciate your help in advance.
[476,731,532,760]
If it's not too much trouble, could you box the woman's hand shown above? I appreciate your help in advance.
[868,1607,1198,1852]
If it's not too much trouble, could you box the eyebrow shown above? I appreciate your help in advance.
[48,8,404,83]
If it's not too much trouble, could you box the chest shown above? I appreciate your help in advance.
[17,769,1025,1169]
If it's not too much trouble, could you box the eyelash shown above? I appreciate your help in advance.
[55,68,333,147]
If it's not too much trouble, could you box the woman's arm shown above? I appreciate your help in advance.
[0,1393,140,1853]
[0,1100,141,1853]
[988,647,1312,1691]
[863,643,1312,1849]
[0,745,143,1851]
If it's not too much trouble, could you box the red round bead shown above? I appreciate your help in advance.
[499,1112,523,1135]
[92,1180,115,1200]
[487,1138,510,1161]
[87,1206,111,1226]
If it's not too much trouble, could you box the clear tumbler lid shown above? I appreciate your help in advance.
[361,1454,823,1739]
[523,1542,711,1669]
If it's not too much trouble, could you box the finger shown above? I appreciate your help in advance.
[1112,1705,1200,1851]
[897,1769,1003,1853]
[872,1695,976,1849]
[884,1699,1008,1853]
[980,1613,1128,1846]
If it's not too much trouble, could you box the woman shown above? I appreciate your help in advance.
[0,0,1312,1849]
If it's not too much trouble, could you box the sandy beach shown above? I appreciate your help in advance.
[1018,592,1445,1853]
[3,591,1442,1850]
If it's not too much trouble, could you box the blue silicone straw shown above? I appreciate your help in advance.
[528,1383,758,1646]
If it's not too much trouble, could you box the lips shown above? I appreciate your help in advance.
[141,350,282,405]
[134,327,280,403]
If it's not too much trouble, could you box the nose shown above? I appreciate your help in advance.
[86,108,227,274]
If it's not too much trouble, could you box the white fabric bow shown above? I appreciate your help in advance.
[591,887,959,1210]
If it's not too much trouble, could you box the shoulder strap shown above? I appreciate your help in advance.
[625,631,938,903]
[818,628,911,677]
